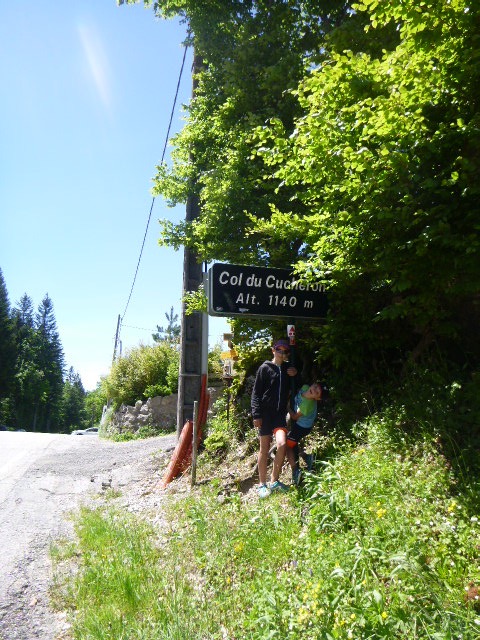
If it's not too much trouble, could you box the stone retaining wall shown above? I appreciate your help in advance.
[108,387,222,435]
[110,394,178,434]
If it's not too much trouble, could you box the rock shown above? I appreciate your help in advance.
[110,394,180,434]
[108,388,220,436]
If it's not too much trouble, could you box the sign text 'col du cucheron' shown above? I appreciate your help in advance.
[208,263,328,319]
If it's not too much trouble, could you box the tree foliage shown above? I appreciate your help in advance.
[152,306,180,343]
[104,342,180,409]
[142,1,351,268]
[84,383,109,429]
[251,0,480,386]
[33,295,65,430]
[0,269,15,399]
[60,367,87,433]
[123,0,480,403]
[0,271,88,431]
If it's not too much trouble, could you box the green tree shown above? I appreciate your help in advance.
[10,294,42,429]
[34,295,65,431]
[60,367,86,433]
[13,293,35,328]
[104,342,179,409]
[122,1,352,268]
[249,0,480,389]
[85,382,109,429]
[0,269,16,424]
[11,294,65,431]
[122,0,480,403]
[152,306,180,343]
[0,269,15,400]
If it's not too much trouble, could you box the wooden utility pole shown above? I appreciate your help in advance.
[112,314,121,364]
[176,51,207,436]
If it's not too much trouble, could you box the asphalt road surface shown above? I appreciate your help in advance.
[0,431,176,640]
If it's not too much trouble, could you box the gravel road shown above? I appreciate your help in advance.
[0,432,177,640]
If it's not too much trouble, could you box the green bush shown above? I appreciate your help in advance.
[108,424,170,442]
[203,398,231,456]
[84,383,108,428]
[104,343,179,409]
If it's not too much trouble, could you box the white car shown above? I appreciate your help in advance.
[71,427,99,436]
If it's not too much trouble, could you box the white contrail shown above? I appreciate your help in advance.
[77,23,112,113]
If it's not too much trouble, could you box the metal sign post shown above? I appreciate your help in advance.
[191,400,199,487]
[220,338,237,428]
[287,322,296,396]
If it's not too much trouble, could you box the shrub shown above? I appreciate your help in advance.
[104,343,179,409]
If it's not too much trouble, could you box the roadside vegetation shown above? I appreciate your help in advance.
[51,368,480,639]
[103,342,180,409]
[48,0,480,636]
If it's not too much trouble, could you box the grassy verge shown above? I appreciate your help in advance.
[51,387,480,639]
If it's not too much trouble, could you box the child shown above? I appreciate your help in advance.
[286,382,323,485]
[251,338,298,498]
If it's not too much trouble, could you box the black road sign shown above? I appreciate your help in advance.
[208,263,328,319]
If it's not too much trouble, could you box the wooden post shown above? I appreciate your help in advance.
[176,50,205,438]
[191,400,199,487]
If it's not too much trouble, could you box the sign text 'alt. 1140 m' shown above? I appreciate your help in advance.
[207,263,328,319]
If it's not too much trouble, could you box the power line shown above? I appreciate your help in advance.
[122,323,226,340]
[120,40,190,324]
[121,323,158,333]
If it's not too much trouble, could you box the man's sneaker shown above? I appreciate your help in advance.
[292,467,302,486]
[270,480,289,493]
[304,453,315,471]
[258,483,271,498]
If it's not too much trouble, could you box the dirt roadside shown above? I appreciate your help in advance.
[0,434,177,640]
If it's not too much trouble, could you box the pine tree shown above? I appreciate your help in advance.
[34,294,65,431]
[152,306,180,344]
[11,294,41,429]
[60,367,86,432]
[13,293,35,328]
[0,268,15,422]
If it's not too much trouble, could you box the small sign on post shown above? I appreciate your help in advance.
[287,324,296,346]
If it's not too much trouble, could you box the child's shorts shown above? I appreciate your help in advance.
[287,421,312,448]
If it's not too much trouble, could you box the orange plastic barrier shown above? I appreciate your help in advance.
[159,375,209,489]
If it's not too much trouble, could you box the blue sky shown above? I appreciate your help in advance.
[1,1,228,390]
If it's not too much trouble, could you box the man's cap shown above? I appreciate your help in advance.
[273,338,290,349]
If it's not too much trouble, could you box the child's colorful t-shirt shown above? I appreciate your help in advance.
[293,384,318,429]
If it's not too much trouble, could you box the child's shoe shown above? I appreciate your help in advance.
[258,483,271,498]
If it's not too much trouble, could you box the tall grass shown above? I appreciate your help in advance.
[51,375,480,639]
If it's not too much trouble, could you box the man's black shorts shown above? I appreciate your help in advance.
[256,410,287,437]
